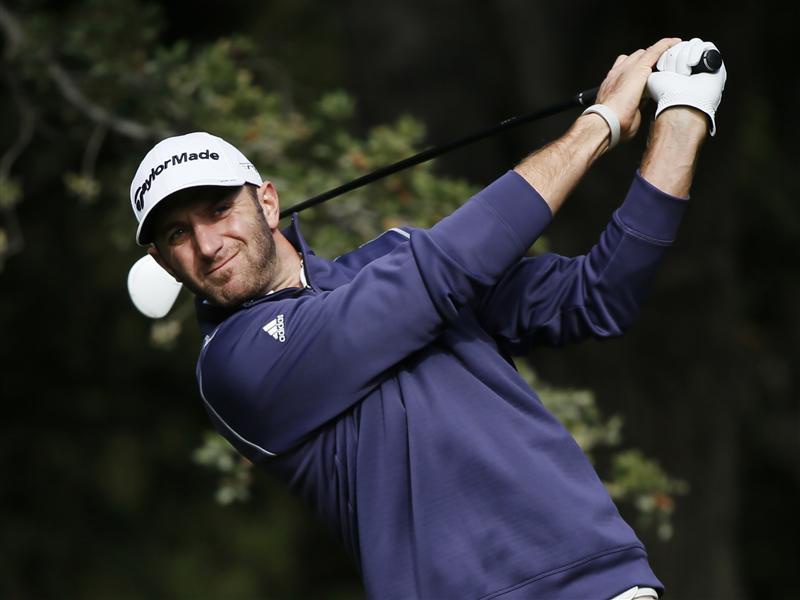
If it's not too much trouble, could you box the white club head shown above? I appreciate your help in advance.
[127,254,183,319]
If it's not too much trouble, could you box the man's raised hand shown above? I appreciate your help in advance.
[647,38,727,135]
[593,38,681,144]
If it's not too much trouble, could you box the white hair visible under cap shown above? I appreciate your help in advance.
[130,132,263,245]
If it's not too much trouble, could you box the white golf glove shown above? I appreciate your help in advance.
[647,38,726,135]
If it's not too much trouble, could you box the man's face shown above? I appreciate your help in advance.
[148,185,277,307]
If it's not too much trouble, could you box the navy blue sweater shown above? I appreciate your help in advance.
[195,170,687,599]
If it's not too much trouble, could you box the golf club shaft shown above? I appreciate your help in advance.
[279,87,599,219]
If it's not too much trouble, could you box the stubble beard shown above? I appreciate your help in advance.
[188,215,278,308]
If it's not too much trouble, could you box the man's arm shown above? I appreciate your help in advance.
[199,171,555,456]
[476,108,705,350]
[477,39,725,350]
[477,173,690,351]
[641,37,726,196]
[640,108,706,197]
[514,37,681,213]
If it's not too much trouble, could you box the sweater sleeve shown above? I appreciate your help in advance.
[477,171,689,352]
[197,171,552,456]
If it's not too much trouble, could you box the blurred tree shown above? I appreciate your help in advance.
[1,1,690,598]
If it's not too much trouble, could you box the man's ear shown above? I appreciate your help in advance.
[258,181,281,230]
[147,245,181,283]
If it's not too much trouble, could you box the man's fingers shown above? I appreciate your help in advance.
[628,48,647,62]
[611,49,645,73]
[643,37,682,68]
[611,38,680,76]
[616,41,675,76]
[687,39,706,69]
[597,37,685,142]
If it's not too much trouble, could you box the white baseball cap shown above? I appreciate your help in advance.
[130,131,263,245]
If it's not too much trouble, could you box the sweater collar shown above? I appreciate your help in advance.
[195,213,351,333]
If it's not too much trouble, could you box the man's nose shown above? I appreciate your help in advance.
[193,223,224,259]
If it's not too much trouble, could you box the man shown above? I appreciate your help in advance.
[130,37,725,599]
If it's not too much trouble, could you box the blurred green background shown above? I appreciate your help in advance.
[1,1,797,598]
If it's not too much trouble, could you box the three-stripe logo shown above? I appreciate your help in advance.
[262,314,286,342]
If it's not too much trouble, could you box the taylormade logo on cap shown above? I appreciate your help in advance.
[134,149,221,211]
[130,132,263,246]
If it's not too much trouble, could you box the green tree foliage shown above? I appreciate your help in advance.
[1,1,688,597]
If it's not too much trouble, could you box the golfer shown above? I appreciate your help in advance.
[130,37,725,599]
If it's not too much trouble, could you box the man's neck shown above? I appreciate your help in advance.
[269,234,303,292]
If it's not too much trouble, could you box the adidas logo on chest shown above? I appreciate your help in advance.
[262,314,286,342]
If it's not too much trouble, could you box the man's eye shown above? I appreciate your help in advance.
[168,227,187,244]
[213,202,232,216]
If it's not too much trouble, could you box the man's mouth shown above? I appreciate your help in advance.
[206,251,239,276]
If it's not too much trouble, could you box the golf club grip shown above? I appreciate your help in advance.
[577,48,722,107]
[690,48,722,74]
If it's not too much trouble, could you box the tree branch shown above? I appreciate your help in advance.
[0,2,24,59]
[0,1,172,141]
[82,123,107,177]
[0,74,32,261]
[47,62,172,140]
[0,74,35,179]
